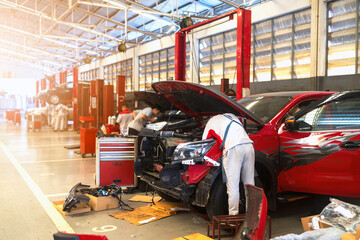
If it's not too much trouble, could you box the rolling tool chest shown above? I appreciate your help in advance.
[96,136,137,187]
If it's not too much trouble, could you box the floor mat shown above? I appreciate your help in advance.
[109,202,190,225]
[128,195,162,203]
[172,233,213,240]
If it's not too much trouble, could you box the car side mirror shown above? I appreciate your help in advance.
[284,116,296,131]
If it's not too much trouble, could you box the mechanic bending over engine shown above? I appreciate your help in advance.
[127,106,161,135]
[202,113,255,215]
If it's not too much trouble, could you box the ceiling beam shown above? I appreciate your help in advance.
[78,0,209,20]
[44,34,115,43]
[0,0,123,42]
[0,24,100,55]
[217,0,240,8]
[0,39,78,63]
[53,0,162,39]
[0,47,65,67]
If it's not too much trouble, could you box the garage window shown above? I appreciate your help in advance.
[104,59,133,92]
[199,8,311,85]
[139,45,190,91]
[327,0,358,76]
[80,68,99,81]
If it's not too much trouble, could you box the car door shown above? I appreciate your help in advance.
[278,92,360,198]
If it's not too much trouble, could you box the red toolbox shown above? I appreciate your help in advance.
[96,136,137,186]
[80,128,98,158]
[14,112,21,125]
[5,110,14,122]
[105,124,120,134]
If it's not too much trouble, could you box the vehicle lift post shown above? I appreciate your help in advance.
[36,80,39,108]
[174,8,251,100]
[59,71,67,84]
[78,83,90,120]
[90,79,105,128]
[40,78,46,107]
[72,67,79,130]
[90,81,97,128]
[103,84,114,123]
[116,75,126,114]
[49,74,56,89]
[221,78,229,93]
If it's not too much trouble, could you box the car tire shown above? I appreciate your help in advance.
[156,190,179,202]
[49,95,60,105]
[206,176,246,220]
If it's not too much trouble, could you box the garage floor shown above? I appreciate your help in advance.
[0,118,320,240]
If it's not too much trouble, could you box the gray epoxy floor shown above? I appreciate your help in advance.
[0,117,317,240]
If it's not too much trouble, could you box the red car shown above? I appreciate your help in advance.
[137,81,359,217]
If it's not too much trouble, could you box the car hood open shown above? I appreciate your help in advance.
[151,81,264,126]
[134,91,178,112]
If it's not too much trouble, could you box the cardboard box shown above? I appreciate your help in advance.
[85,194,119,211]
[341,226,360,240]
[53,200,91,216]
[301,215,332,231]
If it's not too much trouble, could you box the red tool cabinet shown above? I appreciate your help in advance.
[80,128,97,158]
[96,136,137,187]
[14,112,21,125]
[5,110,14,122]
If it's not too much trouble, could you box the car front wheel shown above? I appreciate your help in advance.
[206,176,246,220]
[49,95,60,105]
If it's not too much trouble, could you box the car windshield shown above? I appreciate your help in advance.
[238,96,292,123]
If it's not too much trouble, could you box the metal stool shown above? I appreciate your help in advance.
[207,214,271,240]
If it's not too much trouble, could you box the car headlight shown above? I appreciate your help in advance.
[173,139,215,163]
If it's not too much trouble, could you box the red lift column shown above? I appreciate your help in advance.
[103,84,114,124]
[73,68,79,130]
[36,80,39,107]
[90,81,97,128]
[59,72,64,85]
[236,9,251,100]
[96,79,104,125]
[175,32,187,81]
[90,79,104,128]
[40,78,46,107]
[49,74,55,89]
[174,9,252,99]
[221,78,229,93]
[116,75,126,113]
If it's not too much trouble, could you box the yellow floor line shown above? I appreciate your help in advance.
[0,140,75,234]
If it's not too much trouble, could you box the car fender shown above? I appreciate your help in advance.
[192,150,278,211]
[193,167,221,207]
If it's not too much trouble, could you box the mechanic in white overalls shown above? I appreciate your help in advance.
[47,104,55,126]
[202,113,255,215]
[54,104,69,131]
